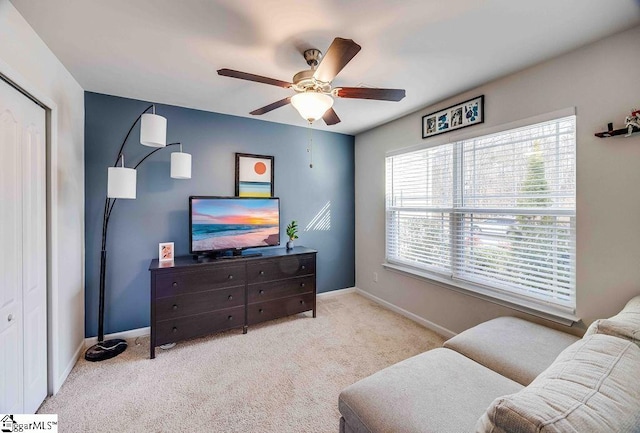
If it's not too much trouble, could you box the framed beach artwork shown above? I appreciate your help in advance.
[422,95,484,139]
[235,153,274,197]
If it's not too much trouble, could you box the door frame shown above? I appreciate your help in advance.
[0,58,63,396]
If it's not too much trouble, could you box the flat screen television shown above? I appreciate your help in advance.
[189,196,280,256]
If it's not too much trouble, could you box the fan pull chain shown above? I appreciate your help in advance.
[307,120,314,168]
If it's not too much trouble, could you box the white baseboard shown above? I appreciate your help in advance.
[317,287,356,298]
[354,288,456,339]
[84,327,151,348]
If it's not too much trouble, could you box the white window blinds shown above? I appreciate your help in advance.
[386,116,576,311]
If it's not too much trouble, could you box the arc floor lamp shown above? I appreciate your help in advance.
[85,104,191,362]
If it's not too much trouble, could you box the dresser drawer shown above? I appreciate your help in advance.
[155,263,246,298]
[247,276,314,304]
[246,254,315,284]
[247,293,314,325]
[156,286,244,321]
[155,306,245,346]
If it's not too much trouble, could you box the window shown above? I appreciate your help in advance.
[385,116,576,313]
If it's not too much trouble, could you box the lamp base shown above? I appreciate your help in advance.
[85,339,128,362]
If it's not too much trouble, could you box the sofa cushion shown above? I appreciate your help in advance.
[339,348,523,433]
[443,317,579,385]
[585,295,640,346]
[476,334,640,433]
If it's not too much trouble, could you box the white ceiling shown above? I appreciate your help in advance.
[11,0,640,135]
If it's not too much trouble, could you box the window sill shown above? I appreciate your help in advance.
[382,262,580,326]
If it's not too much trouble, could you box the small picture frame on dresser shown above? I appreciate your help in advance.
[159,242,174,263]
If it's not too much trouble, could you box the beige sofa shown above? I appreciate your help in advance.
[338,296,640,433]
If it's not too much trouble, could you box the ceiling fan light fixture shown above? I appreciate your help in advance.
[291,92,334,123]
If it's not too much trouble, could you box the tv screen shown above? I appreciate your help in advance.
[190,196,280,254]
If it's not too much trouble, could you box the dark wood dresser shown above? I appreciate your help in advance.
[148,246,316,359]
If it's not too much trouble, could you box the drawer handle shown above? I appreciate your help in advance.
[300,300,305,305]
[172,282,178,287]
[300,283,306,288]
[259,290,265,295]
[227,315,233,321]
[228,295,233,301]
[172,304,178,310]
[259,270,265,275]
[301,265,306,270]
[172,327,178,333]
[228,274,234,280]
[259,308,264,314]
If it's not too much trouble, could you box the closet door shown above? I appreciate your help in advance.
[0,78,47,414]
[0,84,24,414]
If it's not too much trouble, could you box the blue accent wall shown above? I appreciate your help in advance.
[84,92,355,337]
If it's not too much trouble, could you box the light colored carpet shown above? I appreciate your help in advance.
[39,292,445,432]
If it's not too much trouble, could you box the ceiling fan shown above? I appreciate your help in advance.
[217,37,406,126]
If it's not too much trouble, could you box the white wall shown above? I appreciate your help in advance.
[355,25,640,336]
[0,0,85,393]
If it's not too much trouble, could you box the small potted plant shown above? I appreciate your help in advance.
[286,220,298,250]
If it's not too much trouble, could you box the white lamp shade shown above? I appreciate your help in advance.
[107,166,137,199]
[140,113,167,147]
[171,152,192,179]
[291,92,334,122]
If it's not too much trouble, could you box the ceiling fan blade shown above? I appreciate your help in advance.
[335,87,406,101]
[217,68,292,88]
[250,97,292,115]
[313,38,361,83]
[322,108,341,126]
